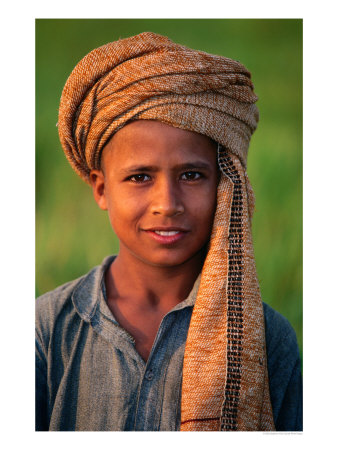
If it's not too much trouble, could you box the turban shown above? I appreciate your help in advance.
[58,32,275,431]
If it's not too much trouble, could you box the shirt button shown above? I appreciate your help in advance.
[145,369,153,381]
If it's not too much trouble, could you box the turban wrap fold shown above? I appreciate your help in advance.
[58,32,275,431]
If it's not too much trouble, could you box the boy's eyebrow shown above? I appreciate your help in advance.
[121,161,213,174]
[175,162,213,171]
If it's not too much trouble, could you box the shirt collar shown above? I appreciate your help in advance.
[72,255,115,322]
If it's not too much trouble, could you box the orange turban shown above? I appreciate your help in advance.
[58,32,258,183]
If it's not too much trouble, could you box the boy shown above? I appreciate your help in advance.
[36,32,302,431]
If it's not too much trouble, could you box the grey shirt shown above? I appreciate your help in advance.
[36,256,302,431]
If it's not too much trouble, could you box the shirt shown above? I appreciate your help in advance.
[35,255,302,431]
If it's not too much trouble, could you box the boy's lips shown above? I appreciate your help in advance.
[143,227,189,245]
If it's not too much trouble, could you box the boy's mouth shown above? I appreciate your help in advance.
[144,227,188,244]
[153,230,180,236]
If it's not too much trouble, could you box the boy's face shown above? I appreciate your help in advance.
[90,120,218,269]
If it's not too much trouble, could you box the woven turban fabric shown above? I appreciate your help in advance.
[58,32,275,431]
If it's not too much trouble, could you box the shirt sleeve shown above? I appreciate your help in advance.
[263,302,303,431]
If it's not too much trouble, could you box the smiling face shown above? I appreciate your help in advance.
[90,120,218,270]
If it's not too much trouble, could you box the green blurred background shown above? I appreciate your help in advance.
[36,19,302,358]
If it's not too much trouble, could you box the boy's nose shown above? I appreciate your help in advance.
[150,179,184,217]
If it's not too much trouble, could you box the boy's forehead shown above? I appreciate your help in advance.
[102,120,217,168]
[111,120,215,145]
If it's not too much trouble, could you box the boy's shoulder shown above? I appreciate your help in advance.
[263,302,298,348]
[36,256,115,332]
[36,274,86,318]
[263,301,300,370]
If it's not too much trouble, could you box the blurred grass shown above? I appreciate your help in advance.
[36,19,302,357]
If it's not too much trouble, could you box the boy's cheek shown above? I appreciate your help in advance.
[107,209,140,232]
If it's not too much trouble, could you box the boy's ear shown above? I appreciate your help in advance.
[89,170,108,210]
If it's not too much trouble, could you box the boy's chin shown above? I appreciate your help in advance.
[136,248,207,269]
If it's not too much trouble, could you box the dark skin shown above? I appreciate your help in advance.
[90,120,218,361]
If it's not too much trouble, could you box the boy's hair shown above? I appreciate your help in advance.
[57,32,275,431]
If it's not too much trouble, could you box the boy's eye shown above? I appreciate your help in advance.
[181,171,202,181]
[128,174,151,183]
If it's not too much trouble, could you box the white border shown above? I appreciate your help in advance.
[2,1,337,447]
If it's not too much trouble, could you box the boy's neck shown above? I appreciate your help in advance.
[104,248,206,361]
[105,249,205,309]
